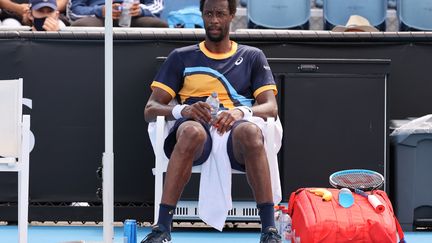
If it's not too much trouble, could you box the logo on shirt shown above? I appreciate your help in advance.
[235,57,243,65]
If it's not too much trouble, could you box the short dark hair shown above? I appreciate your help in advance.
[200,0,237,15]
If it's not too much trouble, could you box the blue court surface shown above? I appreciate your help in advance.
[0,225,431,243]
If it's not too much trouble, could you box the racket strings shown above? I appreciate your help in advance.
[333,173,382,189]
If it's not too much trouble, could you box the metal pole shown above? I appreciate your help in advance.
[103,0,114,242]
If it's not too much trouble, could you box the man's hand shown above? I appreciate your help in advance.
[102,4,122,19]
[212,109,244,134]
[181,102,212,124]
[42,15,60,31]
[17,3,31,25]
[16,3,30,16]
[129,2,141,17]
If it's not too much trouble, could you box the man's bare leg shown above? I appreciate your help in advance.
[158,121,207,231]
[232,122,276,234]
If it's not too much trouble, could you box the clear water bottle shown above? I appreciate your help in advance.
[338,188,354,208]
[205,91,219,120]
[274,205,282,235]
[118,0,134,27]
[280,209,292,243]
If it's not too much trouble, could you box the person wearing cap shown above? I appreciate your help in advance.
[27,0,65,30]
[67,0,168,27]
[0,0,69,27]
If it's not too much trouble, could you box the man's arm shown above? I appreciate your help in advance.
[144,87,176,122]
[140,0,163,17]
[251,89,278,120]
[56,0,68,12]
[144,87,212,123]
[0,0,29,19]
[68,0,104,20]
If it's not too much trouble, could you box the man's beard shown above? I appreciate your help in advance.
[205,27,226,42]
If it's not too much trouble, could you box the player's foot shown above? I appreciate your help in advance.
[141,224,171,243]
[259,226,282,243]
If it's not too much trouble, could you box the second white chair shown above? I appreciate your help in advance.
[0,78,31,243]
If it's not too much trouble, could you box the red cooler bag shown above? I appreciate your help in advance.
[288,188,405,243]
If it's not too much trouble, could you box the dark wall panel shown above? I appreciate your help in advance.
[1,32,432,221]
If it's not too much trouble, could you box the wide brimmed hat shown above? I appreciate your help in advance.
[332,15,379,32]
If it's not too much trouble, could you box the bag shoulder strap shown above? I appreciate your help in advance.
[288,188,305,216]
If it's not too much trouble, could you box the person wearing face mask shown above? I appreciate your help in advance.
[0,0,69,27]
[27,0,65,31]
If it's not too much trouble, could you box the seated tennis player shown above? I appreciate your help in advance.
[142,0,283,242]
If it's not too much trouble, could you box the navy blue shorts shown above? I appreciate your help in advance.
[163,118,248,172]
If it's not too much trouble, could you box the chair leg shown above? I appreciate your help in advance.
[18,168,29,243]
[154,171,163,223]
[18,115,30,243]
[154,116,166,223]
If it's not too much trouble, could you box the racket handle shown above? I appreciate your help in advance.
[368,194,385,213]
[354,188,369,198]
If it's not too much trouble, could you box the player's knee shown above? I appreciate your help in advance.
[234,123,264,149]
[177,124,207,146]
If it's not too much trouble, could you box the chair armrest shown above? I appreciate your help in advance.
[0,157,17,164]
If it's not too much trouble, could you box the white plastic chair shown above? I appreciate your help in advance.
[0,78,30,243]
[151,115,276,221]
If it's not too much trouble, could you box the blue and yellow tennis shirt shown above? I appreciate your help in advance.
[151,41,277,109]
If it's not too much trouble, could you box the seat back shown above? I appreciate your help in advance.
[323,0,387,30]
[247,0,310,29]
[398,0,432,31]
[0,79,23,158]
[160,0,200,21]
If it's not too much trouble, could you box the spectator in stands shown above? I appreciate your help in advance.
[0,0,30,26]
[56,0,69,25]
[0,0,68,26]
[141,0,282,242]
[332,15,379,32]
[67,0,168,27]
[27,0,65,31]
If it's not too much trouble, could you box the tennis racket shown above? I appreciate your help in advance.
[329,169,385,213]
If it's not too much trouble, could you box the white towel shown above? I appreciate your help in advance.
[198,128,232,231]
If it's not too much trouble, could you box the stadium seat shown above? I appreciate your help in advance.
[388,0,396,9]
[160,0,200,21]
[149,115,277,221]
[397,0,432,31]
[247,0,310,29]
[0,78,30,243]
[323,0,387,31]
